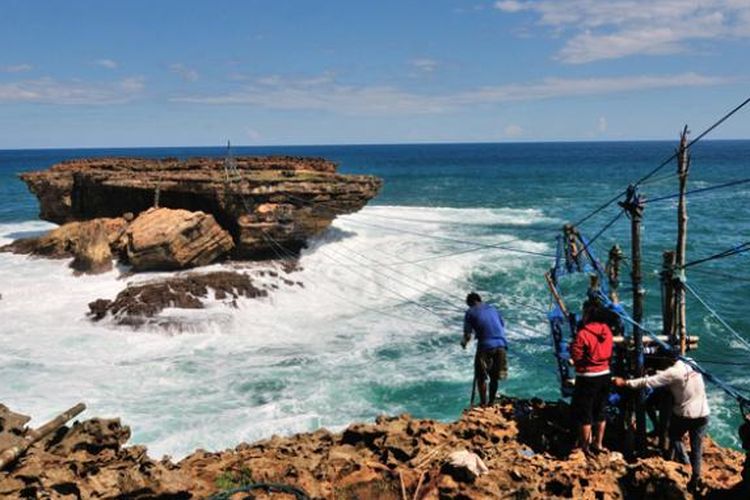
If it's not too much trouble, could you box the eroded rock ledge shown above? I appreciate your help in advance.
[19,156,382,259]
[1,398,745,499]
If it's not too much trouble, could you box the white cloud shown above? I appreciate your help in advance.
[504,124,524,138]
[410,58,440,73]
[94,59,118,69]
[169,63,199,82]
[246,128,262,142]
[171,72,730,115]
[495,0,750,63]
[1,64,33,73]
[0,76,145,104]
[597,116,607,133]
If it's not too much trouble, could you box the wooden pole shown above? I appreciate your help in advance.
[661,250,676,342]
[544,272,568,316]
[675,126,690,354]
[0,403,86,470]
[624,186,647,453]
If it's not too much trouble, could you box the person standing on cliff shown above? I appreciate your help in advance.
[570,301,614,458]
[461,292,508,407]
[613,353,710,492]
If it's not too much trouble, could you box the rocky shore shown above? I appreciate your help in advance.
[1,398,746,499]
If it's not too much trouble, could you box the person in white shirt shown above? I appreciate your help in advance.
[613,354,709,491]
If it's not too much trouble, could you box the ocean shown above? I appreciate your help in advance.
[1,141,749,457]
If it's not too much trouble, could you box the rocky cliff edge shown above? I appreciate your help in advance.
[1,397,746,499]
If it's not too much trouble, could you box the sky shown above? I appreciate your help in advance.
[1,0,749,148]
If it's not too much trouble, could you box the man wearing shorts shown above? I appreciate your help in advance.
[461,292,508,406]
[571,302,614,457]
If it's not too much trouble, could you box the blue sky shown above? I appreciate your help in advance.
[1,0,749,148]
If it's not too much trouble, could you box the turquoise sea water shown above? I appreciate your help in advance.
[1,141,749,455]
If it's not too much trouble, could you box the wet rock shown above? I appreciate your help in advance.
[88,270,267,325]
[125,207,234,271]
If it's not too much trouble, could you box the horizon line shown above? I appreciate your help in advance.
[2,137,750,152]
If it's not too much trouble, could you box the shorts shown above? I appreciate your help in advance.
[474,347,508,381]
[571,373,610,425]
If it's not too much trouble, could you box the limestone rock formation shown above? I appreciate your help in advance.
[125,207,234,271]
[19,156,382,257]
[0,409,191,498]
[0,398,746,498]
[1,217,127,261]
[70,219,114,274]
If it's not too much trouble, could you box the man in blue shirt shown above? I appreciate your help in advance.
[461,292,508,406]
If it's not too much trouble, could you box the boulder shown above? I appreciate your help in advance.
[125,208,234,271]
[70,220,114,274]
[0,217,127,260]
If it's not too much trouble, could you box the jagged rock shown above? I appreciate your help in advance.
[0,217,127,260]
[125,207,234,271]
[0,405,30,451]
[1,397,745,498]
[0,410,191,499]
[19,156,382,257]
[88,270,267,325]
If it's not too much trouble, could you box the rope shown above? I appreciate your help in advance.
[594,291,750,407]
[577,208,626,257]
[698,359,750,367]
[645,177,750,204]
[682,280,750,352]
[282,192,556,259]
[209,482,310,500]
[259,231,451,327]
[682,242,750,269]
[572,95,750,227]
[224,159,551,330]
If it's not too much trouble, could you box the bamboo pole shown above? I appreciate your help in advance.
[675,126,690,354]
[661,250,676,342]
[544,272,568,317]
[621,185,646,454]
[0,403,86,470]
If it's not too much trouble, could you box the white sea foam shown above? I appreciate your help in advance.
[0,205,556,458]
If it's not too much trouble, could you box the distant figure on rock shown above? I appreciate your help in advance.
[461,292,508,407]
[571,301,614,457]
[614,353,710,492]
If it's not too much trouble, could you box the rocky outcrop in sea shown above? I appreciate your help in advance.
[17,155,382,260]
[1,156,380,325]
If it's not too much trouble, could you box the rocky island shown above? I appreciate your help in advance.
[14,155,382,263]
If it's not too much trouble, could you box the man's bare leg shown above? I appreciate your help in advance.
[580,424,592,455]
[594,420,607,451]
[477,379,488,406]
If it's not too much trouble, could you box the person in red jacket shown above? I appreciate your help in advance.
[570,301,614,457]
